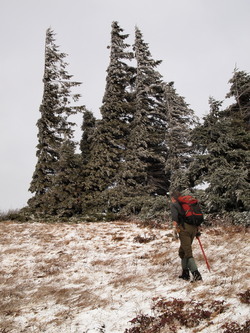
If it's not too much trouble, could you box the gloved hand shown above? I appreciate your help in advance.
[173,227,179,239]
[196,231,201,238]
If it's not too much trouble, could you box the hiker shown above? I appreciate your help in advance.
[170,190,202,282]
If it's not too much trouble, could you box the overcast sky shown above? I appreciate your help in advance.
[1,0,249,211]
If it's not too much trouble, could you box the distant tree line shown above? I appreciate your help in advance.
[27,22,250,221]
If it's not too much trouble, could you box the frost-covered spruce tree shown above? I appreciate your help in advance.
[119,27,168,207]
[28,28,83,215]
[191,83,250,213]
[78,110,97,213]
[223,69,250,212]
[48,110,96,217]
[189,97,222,190]
[226,68,250,126]
[80,110,96,166]
[83,21,135,213]
[45,140,84,216]
[163,82,197,193]
[190,97,231,212]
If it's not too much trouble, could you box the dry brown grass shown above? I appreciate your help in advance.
[34,263,61,277]
[103,245,122,253]
[91,258,117,266]
[149,250,170,266]
[112,235,125,241]
[71,276,90,285]
[0,221,249,332]
[0,286,25,318]
[111,271,148,289]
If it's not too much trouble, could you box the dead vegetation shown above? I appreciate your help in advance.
[0,221,249,332]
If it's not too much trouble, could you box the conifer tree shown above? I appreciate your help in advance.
[78,110,97,213]
[120,27,168,203]
[45,140,83,216]
[163,82,197,192]
[83,21,135,213]
[80,110,96,166]
[191,78,250,213]
[226,68,250,126]
[189,97,223,194]
[28,28,83,214]
[222,69,250,211]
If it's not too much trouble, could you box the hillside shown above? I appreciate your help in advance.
[0,220,249,332]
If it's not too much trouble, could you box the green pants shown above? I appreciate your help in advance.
[178,222,198,272]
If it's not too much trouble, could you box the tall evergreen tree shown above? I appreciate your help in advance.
[189,97,223,195]
[190,79,250,213]
[83,21,135,213]
[226,68,250,126]
[28,28,83,214]
[120,27,168,203]
[223,69,250,211]
[45,140,83,216]
[80,110,96,166]
[77,110,97,213]
[163,82,197,192]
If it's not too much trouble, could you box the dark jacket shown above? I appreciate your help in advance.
[170,201,185,224]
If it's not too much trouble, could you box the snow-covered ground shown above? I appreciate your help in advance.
[0,220,249,332]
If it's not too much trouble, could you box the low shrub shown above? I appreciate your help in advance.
[0,209,28,222]
[125,298,226,333]
[238,289,250,304]
[221,320,250,333]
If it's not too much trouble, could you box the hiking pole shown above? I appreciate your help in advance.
[196,236,211,272]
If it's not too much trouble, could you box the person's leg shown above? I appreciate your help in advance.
[178,230,192,280]
[181,257,188,270]
[179,226,193,258]
[179,257,190,280]
[179,224,202,281]
[187,257,198,272]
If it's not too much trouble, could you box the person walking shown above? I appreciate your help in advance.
[170,190,202,282]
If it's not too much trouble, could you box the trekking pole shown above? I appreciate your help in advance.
[196,236,211,272]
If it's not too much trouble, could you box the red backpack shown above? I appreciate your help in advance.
[177,195,204,226]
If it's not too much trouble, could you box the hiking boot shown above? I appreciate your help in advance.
[178,269,190,281]
[191,270,202,282]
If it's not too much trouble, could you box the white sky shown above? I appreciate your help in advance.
[1,0,250,211]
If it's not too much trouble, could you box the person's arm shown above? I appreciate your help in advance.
[170,203,179,223]
[170,203,180,238]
